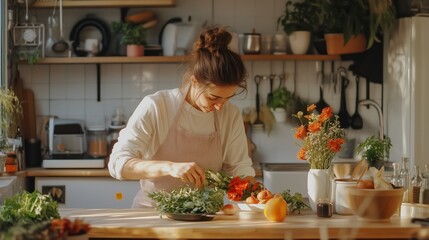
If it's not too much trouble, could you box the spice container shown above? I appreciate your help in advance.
[5,152,18,173]
[87,127,107,158]
[317,198,333,218]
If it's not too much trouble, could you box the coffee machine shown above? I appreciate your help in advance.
[42,117,105,168]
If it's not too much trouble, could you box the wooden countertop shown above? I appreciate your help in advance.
[25,167,263,177]
[60,208,421,239]
[25,168,111,177]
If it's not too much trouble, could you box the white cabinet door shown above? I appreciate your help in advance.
[35,177,140,208]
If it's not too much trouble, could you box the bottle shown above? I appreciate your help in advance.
[420,164,429,204]
[391,162,401,187]
[399,157,410,202]
[5,152,18,173]
[411,165,423,203]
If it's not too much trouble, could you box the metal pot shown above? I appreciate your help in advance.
[243,33,261,54]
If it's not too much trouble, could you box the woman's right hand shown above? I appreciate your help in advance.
[170,162,206,188]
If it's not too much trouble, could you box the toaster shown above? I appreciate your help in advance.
[48,117,86,158]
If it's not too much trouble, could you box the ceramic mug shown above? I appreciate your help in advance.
[85,38,100,56]
[331,179,356,215]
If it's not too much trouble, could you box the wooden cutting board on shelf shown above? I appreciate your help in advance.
[22,89,37,140]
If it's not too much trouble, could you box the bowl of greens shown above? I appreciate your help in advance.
[149,187,224,221]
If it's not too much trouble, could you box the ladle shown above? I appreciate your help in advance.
[350,75,363,129]
[315,61,329,113]
[52,0,69,53]
[253,75,263,126]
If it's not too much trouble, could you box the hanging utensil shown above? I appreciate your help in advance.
[316,61,329,114]
[350,75,363,129]
[330,61,337,94]
[254,75,263,126]
[52,0,69,53]
[338,75,351,129]
[267,74,274,107]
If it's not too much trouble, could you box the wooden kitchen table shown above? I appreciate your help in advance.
[60,208,422,240]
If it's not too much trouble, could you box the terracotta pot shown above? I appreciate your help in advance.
[127,45,144,57]
[324,33,367,55]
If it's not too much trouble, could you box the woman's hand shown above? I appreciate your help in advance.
[170,162,206,188]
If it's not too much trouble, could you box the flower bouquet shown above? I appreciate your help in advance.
[293,104,345,169]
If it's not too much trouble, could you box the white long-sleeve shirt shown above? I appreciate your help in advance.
[109,88,255,180]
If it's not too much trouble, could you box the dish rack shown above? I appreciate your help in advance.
[13,23,45,58]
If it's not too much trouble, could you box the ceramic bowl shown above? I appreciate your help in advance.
[345,186,404,221]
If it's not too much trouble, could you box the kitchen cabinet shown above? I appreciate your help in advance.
[35,176,140,208]
[32,0,176,8]
[25,54,341,64]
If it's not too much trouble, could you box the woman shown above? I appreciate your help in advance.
[108,26,256,208]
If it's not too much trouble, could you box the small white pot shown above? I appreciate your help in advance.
[271,108,287,122]
[289,31,311,55]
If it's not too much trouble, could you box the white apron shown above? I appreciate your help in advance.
[132,91,223,208]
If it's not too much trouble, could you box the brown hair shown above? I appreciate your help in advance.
[183,25,247,94]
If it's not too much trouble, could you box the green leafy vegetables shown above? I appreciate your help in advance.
[281,189,309,214]
[149,187,224,214]
[0,191,60,232]
[205,169,232,191]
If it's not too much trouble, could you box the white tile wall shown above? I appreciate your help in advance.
[20,0,384,164]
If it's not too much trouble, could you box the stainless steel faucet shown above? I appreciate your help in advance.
[359,99,384,139]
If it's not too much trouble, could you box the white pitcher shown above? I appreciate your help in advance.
[331,179,357,215]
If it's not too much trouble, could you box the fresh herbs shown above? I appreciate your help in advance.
[205,169,232,191]
[149,187,224,214]
[281,190,309,214]
[0,191,60,231]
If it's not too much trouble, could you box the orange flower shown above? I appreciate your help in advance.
[307,104,316,112]
[293,102,345,169]
[297,147,307,160]
[227,176,262,201]
[319,107,333,123]
[294,125,307,139]
[308,121,321,133]
[328,138,345,153]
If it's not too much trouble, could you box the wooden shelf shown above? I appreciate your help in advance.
[32,54,340,64]
[32,0,176,8]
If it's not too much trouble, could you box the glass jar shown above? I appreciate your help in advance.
[317,198,333,218]
[87,127,107,158]
[107,125,124,156]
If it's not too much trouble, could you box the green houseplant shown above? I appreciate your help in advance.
[277,0,320,55]
[267,87,292,122]
[316,0,396,54]
[277,0,320,36]
[111,21,147,57]
[0,87,22,152]
[355,136,392,169]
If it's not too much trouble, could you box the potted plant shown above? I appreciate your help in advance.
[267,87,292,122]
[0,87,22,153]
[277,0,320,55]
[316,0,396,54]
[355,136,392,169]
[111,21,147,57]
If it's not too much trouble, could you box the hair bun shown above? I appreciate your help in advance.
[195,26,232,53]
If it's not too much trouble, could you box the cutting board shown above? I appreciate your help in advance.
[22,89,37,140]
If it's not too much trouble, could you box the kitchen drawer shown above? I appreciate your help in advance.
[35,177,139,208]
